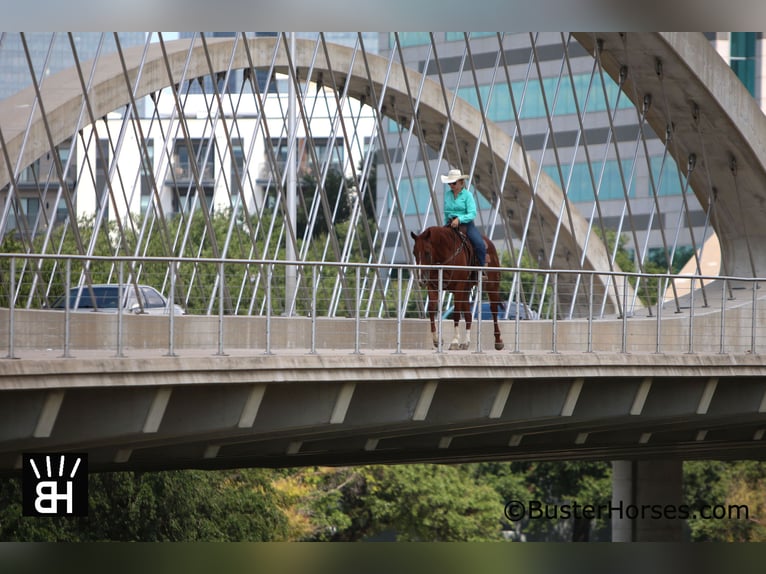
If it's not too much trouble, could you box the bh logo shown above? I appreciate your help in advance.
[22,453,88,516]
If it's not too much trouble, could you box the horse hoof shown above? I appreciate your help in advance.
[449,342,460,351]
[495,341,505,351]
[458,343,470,350]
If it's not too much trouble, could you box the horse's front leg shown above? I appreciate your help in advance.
[461,309,472,350]
[428,297,440,349]
[449,318,461,350]
[492,316,504,351]
[489,291,505,351]
[450,298,471,351]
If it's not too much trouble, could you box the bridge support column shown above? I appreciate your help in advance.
[611,460,684,542]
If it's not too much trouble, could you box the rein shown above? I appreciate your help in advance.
[441,228,470,265]
[421,229,472,287]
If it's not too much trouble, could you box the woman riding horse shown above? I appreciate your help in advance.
[410,169,505,351]
[442,169,487,276]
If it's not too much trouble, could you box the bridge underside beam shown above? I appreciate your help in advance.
[2,353,766,475]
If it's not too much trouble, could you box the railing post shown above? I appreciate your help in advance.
[551,272,558,354]
[353,266,362,354]
[474,269,483,354]
[436,267,444,354]
[719,278,727,354]
[687,275,696,354]
[395,266,403,354]
[513,271,521,354]
[62,258,72,358]
[165,260,177,357]
[6,257,17,359]
[216,261,227,356]
[751,280,758,354]
[587,272,594,353]
[264,263,273,355]
[655,277,663,354]
[621,274,628,354]
[116,260,125,357]
[310,265,317,355]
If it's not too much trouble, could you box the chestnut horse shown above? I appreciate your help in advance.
[410,226,505,351]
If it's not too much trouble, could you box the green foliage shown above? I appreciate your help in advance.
[503,461,612,541]
[684,460,766,542]
[6,457,766,542]
[497,249,547,317]
[0,469,289,542]
[275,464,504,541]
[0,215,120,308]
[0,197,384,316]
[648,245,695,274]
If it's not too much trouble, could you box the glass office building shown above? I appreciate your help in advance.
[376,32,766,267]
[0,32,148,100]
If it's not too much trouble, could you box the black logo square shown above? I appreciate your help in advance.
[22,453,88,517]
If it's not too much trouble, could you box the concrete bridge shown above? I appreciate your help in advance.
[2,265,766,476]
[2,32,766,540]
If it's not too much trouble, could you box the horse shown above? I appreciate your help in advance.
[410,225,505,351]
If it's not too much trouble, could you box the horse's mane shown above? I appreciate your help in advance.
[420,225,461,245]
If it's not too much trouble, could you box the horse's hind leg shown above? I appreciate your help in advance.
[428,296,441,349]
[457,293,472,351]
[487,269,505,351]
[460,314,472,350]
[493,316,505,349]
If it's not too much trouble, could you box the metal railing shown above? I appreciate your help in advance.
[1,253,764,358]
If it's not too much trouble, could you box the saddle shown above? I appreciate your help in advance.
[450,224,483,269]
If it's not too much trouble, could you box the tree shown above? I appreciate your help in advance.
[0,469,289,541]
[504,461,612,541]
[684,460,766,542]
[273,465,504,541]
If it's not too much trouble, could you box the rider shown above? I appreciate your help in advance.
[441,168,487,273]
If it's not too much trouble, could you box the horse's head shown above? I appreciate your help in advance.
[410,229,433,286]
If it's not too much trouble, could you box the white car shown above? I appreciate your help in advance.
[49,284,185,315]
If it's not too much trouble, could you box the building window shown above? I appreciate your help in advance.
[730,32,756,97]
[445,32,496,42]
[96,138,110,221]
[5,196,40,233]
[171,138,215,183]
[389,33,432,48]
[230,138,245,195]
[173,185,215,214]
[17,144,75,186]
[457,73,632,122]
[271,137,345,178]
[140,140,154,215]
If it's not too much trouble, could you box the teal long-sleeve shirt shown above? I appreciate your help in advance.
[444,188,477,225]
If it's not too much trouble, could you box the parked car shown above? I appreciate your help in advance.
[48,284,185,315]
[442,300,537,321]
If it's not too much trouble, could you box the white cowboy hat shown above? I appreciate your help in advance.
[440,169,470,184]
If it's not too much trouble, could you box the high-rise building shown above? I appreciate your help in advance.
[376,32,766,269]
[177,32,378,96]
[0,32,147,100]
[707,32,764,107]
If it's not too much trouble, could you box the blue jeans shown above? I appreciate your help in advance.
[463,221,486,266]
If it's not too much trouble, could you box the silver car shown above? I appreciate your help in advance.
[49,284,185,315]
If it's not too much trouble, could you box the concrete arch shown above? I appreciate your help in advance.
[574,32,766,279]
[0,36,606,265]
[7,35,757,308]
